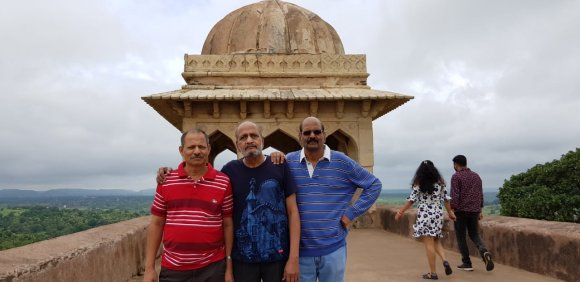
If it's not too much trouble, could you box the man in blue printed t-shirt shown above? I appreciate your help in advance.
[286,116,382,282]
[221,121,300,282]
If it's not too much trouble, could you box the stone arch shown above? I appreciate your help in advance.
[208,130,236,165]
[326,129,359,162]
[264,129,301,154]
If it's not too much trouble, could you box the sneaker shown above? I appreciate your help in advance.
[457,263,473,271]
[443,261,452,275]
[422,273,439,280]
[483,252,494,271]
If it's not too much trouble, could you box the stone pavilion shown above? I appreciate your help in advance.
[142,0,412,177]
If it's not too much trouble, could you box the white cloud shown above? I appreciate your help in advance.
[0,0,578,191]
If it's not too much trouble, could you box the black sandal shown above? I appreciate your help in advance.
[443,260,452,275]
[422,273,439,280]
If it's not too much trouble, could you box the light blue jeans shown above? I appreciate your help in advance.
[299,245,347,282]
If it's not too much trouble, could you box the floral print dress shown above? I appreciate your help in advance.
[407,183,450,238]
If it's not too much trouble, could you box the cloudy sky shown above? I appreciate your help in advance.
[1,0,578,191]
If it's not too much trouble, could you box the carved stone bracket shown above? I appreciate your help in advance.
[213,101,220,118]
[169,101,184,116]
[361,100,371,117]
[240,101,247,119]
[286,101,294,119]
[263,100,271,118]
[310,101,319,116]
[336,101,344,119]
[183,101,192,117]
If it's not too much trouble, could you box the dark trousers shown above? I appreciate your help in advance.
[233,260,286,282]
[159,259,225,282]
[454,211,488,264]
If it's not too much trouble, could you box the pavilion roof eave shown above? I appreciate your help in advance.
[142,88,413,101]
[141,88,413,130]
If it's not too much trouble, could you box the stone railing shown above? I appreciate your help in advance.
[376,205,579,282]
[181,54,369,87]
[0,217,149,282]
[184,54,367,75]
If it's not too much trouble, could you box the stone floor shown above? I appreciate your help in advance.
[129,228,562,282]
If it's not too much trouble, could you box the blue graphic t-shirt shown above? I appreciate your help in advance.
[221,156,297,263]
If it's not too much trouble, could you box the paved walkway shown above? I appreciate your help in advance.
[130,228,561,282]
[346,229,561,281]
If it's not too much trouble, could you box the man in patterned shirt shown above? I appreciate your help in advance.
[450,155,494,272]
[221,121,300,282]
[144,129,234,282]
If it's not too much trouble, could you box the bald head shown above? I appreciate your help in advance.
[235,120,265,158]
[299,116,325,132]
[299,116,326,154]
[235,121,263,139]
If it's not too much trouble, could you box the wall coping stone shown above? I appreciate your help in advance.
[0,216,149,282]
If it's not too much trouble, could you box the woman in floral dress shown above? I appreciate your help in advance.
[395,160,456,280]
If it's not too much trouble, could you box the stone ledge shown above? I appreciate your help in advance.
[377,205,580,282]
[0,216,149,282]
[2,210,578,282]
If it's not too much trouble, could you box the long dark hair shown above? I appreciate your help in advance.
[411,160,445,194]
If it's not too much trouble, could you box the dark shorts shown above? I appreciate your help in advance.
[233,260,286,282]
[159,259,225,282]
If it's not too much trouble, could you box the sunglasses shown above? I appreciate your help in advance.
[302,130,323,136]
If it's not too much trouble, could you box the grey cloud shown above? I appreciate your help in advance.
[0,0,578,191]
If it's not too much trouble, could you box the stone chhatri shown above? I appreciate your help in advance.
[143,1,413,225]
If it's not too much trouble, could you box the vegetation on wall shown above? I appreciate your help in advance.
[498,148,579,222]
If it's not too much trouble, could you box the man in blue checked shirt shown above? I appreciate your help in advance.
[286,116,382,282]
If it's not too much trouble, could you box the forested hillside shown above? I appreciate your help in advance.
[0,196,151,250]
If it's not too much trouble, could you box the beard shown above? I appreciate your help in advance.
[243,147,263,158]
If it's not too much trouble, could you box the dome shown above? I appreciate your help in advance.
[202,0,344,55]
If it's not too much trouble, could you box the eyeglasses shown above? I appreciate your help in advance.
[302,130,323,136]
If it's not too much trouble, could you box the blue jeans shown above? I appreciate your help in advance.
[299,245,347,282]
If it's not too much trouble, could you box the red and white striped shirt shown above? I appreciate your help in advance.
[151,162,233,270]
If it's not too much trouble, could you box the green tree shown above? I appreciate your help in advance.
[0,204,149,250]
[498,148,580,222]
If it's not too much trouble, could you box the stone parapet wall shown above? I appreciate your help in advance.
[182,54,369,87]
[376,205,579,282]
[0,216,150,282]
[2,211,577,281]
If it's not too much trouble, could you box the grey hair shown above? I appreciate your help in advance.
[180,128,209,146]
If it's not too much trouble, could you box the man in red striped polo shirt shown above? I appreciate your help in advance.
[144,129,234,282]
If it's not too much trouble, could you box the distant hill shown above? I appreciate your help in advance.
[381,189,410,195]
[0,188,155,198]
[380,189,498,205]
